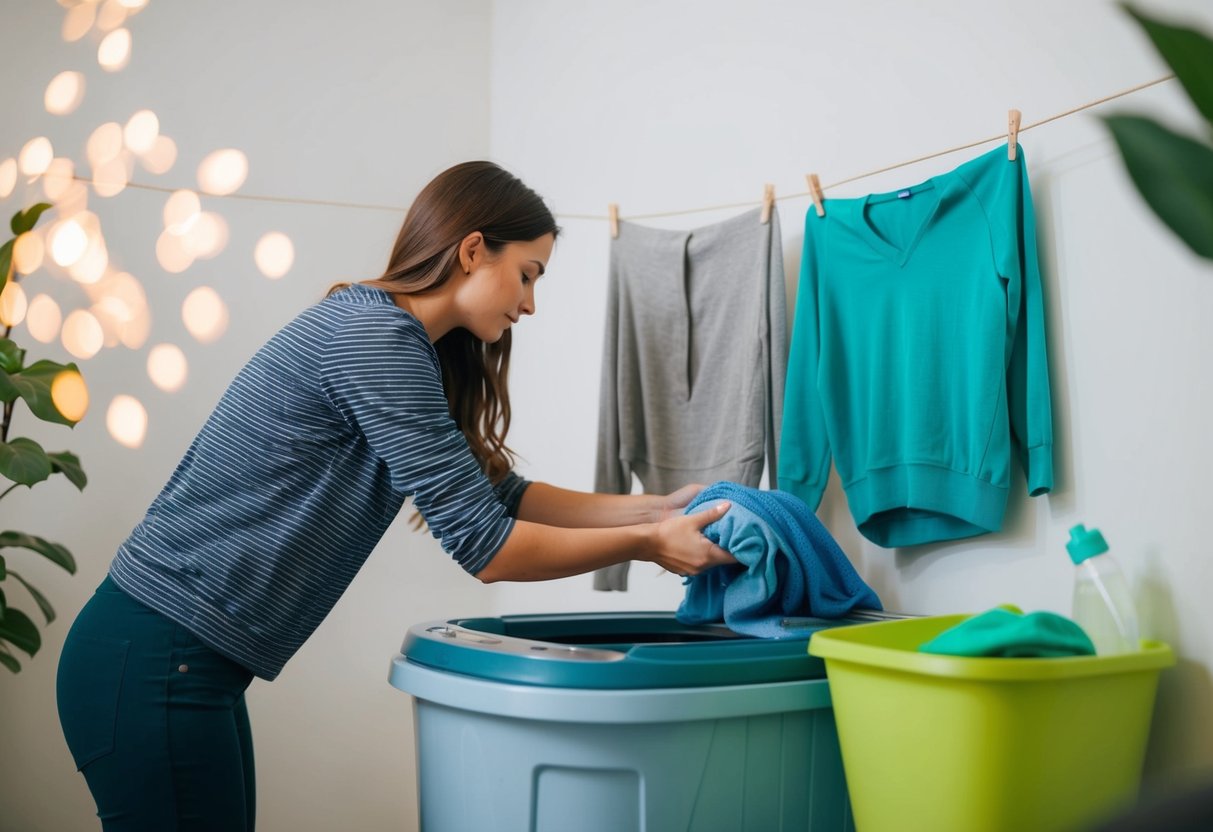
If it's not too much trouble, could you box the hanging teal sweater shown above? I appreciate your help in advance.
[779,144,1053,548]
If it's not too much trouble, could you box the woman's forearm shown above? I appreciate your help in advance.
[475,519,653,582]
[475,497,734,584]
[515,481,661,528]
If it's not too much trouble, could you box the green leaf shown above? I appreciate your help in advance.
[0,339,21,374]
[0,531,76,574]
[1125,5,1213,127]
[47,451,87,490]
[0,606,40,657]
[0,641,19,673]
[0,366,17,403]
[0,238,12,293]
[2,360,84,426]
[1104,115,1213,260]
[0,585,5,617]
[0,437,53,486]
[9,203,53,237]
[6,570,55,624]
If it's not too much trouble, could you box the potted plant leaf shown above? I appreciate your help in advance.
[0,203,88,673]
[1104,5,1213,262]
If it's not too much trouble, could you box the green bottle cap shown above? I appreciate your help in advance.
[1067,524,1108,565]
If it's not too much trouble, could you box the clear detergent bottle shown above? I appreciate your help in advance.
[1067,524,1140,655]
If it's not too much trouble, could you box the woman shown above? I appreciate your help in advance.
[56,161,734,831]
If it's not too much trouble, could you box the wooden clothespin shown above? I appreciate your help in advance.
[760,184,775,224]
[805,174,825,217]
[608,203,619,239]
[1008,109,1022,161]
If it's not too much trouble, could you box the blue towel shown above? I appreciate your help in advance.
[676,482,882,637]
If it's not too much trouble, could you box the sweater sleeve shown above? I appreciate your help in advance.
[594,241,632,495]
[493,471,532,518]
[778,210,833,509]
[592,240,634,591]
[972,149,1055,496]
[319,309,515,574]
[765,210,789,489]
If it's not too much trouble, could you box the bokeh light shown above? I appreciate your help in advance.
[183,212,229,260]
[92,153,131,197]
[107,395,147,448]
[124,109,159,154]
[197,149,248,195]
[56,180,89,218]
[98,28,132,72]
[182,286,228,343]
[140,134,177,174]
[26,294,63,343]
[68,234,110,284]
[0,282,28,328]
[45,71,85,115]
[13,232,46,275]
[51,370,89,423]
[62,309,104,359]
[87,122,124,168]
[50,219,89,267]
[96,0,129,32]
[90,296,133,348]
[62,3,97,43]
[255,232,294,279]
[163,189,200,235]
[42,157,76,200]
[85,271,149,349]
[19,137,54,176]
[147,343,188,392]
[59,213,108,284]
[0,158,15,198]
[155,228,194,273]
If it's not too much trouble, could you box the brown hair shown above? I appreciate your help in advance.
[334,161,558,486]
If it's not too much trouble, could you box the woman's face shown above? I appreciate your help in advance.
[456,232,555,343]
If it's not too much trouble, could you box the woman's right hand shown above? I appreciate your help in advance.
[648,500,735,577]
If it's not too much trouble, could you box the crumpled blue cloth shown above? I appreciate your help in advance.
[676,482,882,637]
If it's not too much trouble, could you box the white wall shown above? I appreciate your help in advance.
[490,0,1213,790]
[3,1,1213,830]
[0,2,493,830]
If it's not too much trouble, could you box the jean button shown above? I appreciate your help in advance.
[178,664,189,673]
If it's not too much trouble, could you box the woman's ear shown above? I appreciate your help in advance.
[459,231,484,274]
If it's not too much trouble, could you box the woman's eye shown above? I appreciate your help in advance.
[521,273,531,285]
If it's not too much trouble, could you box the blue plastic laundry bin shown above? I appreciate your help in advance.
[388,611,854,832]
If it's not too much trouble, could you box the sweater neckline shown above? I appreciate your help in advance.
[856,177,945,267]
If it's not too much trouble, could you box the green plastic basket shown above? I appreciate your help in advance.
[809,614,1174,832]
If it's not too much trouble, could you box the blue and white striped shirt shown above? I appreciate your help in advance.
[110,284,528,680]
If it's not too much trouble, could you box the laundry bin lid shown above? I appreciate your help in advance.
[396,611,838,689]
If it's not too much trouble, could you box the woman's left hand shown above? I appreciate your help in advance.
[654,483,705,522]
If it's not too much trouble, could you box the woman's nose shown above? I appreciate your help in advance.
[521,287,536,316]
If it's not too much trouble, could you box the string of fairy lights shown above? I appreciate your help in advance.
[0,0,295,449]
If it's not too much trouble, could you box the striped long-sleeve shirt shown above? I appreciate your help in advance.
[110,283,529,680]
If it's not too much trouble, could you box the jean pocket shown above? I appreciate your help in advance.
[56,633,130,770]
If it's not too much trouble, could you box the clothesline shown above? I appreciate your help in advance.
[585,74,1176,222]
[65,74,1175,220]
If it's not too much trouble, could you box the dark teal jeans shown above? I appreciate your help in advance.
[56,576,256,831]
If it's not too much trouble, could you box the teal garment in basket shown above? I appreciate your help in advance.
[918,608,1095,658]
[676,482,881,637]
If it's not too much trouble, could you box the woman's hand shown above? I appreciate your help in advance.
[648,500,735,578]
[652,483,706,522]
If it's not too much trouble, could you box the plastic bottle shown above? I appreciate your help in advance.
[1067,524,1140,655]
